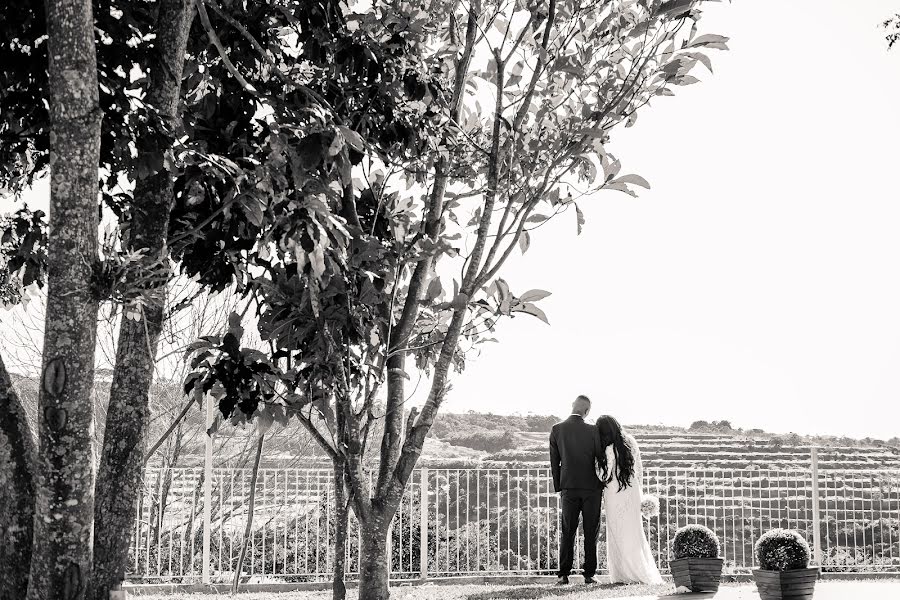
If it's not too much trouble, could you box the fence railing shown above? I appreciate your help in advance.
[128,461,900,583]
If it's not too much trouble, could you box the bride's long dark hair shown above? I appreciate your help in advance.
[596,415,635,492]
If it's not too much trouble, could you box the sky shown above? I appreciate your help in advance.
[4,1,900,440]
[408,0,900,439]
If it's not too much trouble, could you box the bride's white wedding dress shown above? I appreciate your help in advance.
[601,433,663,584]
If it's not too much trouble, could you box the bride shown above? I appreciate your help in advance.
[595,415,663,584]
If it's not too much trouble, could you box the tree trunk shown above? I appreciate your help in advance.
[377,353,406,495]
[358,515,391,600]
[232,434,264,594]
[27,0,103,597]
[90,2,193,598]
[332,457,349,600]
[0,354,36,600]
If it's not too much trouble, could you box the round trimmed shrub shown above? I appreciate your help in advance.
[755,529,811,571]
[671,525,720,559]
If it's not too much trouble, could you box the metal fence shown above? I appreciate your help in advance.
[128,460,900,583]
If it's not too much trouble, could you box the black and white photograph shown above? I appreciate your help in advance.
[1,1,899,599]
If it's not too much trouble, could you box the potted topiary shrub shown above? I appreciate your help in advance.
[753,529,819,600]
[669,525,724,592]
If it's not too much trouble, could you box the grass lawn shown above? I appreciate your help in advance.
[130,578,900,600]
[131,581,707,600]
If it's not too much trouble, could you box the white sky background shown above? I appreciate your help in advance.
[3,0,900,440]
[409,0,900,440]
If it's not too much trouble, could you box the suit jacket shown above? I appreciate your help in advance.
[549,415,604,492]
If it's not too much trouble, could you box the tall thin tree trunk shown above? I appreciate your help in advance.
[357,514,391,600]
[91,2,194,598]
[232,434,264,594]
[0,354,36,600]
[377,353,406,494]
[332,457,348,600]
[356,253,474,600]
[27,0,103,597]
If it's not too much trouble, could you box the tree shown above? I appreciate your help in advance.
[2,0,195,595]
[90,2,194,596]
[885,14,900,49]
[176,2,444,597]
[25,0,103,596]
[184,1,729,599]
[0,355,36,599]
[2,1,436,597]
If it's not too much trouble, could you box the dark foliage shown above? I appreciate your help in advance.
[672,524,720,559]
[755,529,811,571]
[445,430,517,453]
[885,14,900,49]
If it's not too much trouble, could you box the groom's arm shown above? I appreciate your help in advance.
[593,429,606,489]
[549,427,561,492]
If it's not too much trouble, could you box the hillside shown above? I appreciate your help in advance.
[421,412,900,470]
[9,367,898,471]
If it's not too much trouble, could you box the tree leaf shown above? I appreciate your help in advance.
[682,51,713,74]
[257,409,274,434]
[297,134,323,170]
[604,158,621,180]
[310,244,326,278]
[242,195,265,227]
[577,127,606,138]
[519,289,552,303]
[688,34,730,49]
[228,311,244,338]
[426,276,442,302]
[616,174,651,189]
[338,126,365,152]
[518,230,530,254]
[496,278,510,303]
[206,415,220,437]
[517,302,550,324]
[657,0,693,19]
[576,204,585,235]
[327,131,343,156]
[674,75,701,86]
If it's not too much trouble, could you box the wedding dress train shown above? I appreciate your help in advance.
[602,433,663,584]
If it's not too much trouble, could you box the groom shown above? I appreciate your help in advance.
[549,395,605,585]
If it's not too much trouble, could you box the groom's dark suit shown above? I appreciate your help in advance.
[549,414,604,579]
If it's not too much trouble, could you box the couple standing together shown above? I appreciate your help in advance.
[549,395,662,585]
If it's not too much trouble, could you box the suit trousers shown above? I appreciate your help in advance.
[558,488,603,577]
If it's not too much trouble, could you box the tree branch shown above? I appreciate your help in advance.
[202,0,337,114]
[511,0,557,132]
[196,0,257,93]
[143,394,197,465]
[374,0,481,499]
[231,433,264,594]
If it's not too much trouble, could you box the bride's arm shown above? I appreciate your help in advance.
[631,435,644,487]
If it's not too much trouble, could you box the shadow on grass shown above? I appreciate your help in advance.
[464,583,675,600]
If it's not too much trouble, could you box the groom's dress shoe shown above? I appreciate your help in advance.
[556,576,569,585]
[583,576,597,584]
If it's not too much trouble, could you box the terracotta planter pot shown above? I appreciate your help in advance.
[752,567,820,600]
[669,557,724,592]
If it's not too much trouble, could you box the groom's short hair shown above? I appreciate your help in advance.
[572,395,591,416]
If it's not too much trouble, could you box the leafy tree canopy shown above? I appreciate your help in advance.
[180,0,729,523]
[0,0,438,302]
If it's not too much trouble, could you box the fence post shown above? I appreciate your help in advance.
[202,397,213,584]
[810,447,823,566]
[420,467,429,580]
